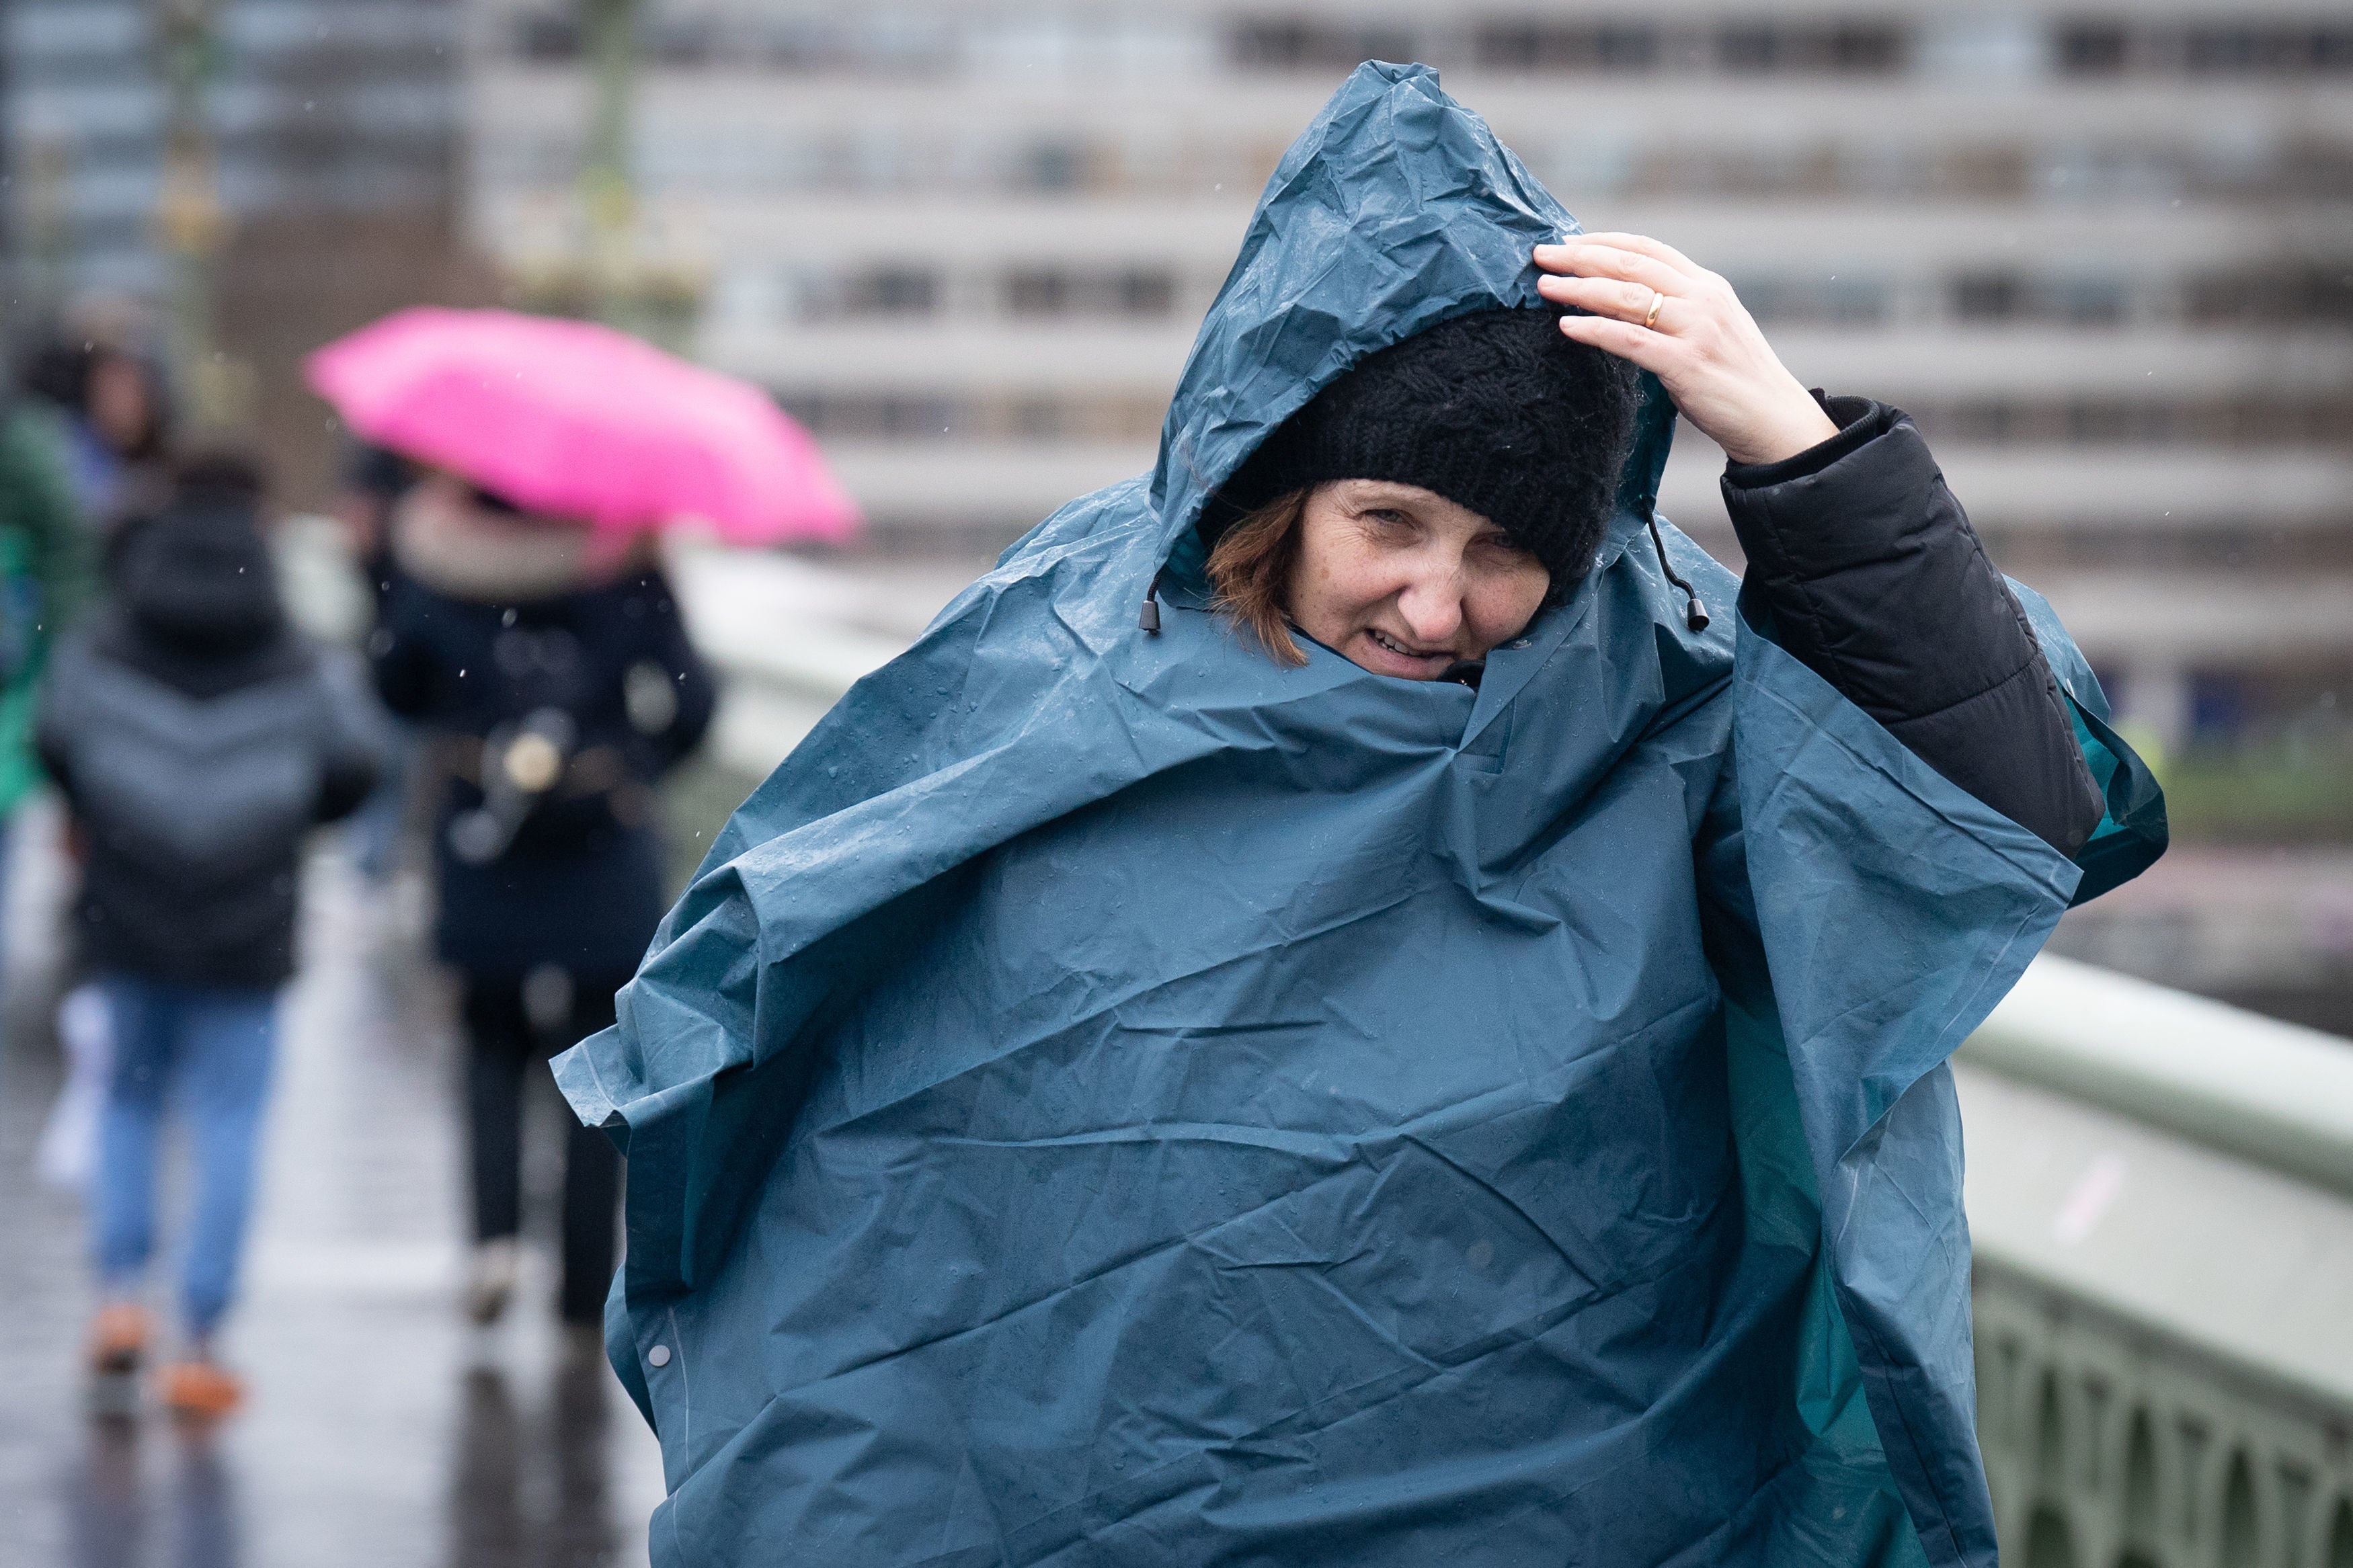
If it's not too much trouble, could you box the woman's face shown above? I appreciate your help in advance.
[1285,479,1550,679]
[87,354,155,455]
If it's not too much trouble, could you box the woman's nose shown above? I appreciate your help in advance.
[1395,572,1466,645]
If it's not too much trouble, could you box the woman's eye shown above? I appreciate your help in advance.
[1471,538,1542,572]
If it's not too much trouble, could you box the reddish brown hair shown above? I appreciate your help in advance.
[1205,487,1310,666]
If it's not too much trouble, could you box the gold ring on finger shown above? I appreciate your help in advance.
[1642,290,1665,331]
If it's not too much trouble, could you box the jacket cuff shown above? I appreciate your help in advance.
[1722,392,1886,493]
[1716,397,1950,593]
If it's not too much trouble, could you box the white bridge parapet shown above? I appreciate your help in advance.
[1959,958,2353,1568]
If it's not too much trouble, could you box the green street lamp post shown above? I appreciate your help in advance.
[153,0,239,427]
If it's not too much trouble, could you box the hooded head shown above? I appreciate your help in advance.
[1147,63,1673,609]
[19,338,171,460]
[1203,306,1638,602]
[113,452,285,657]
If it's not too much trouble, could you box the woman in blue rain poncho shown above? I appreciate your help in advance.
[559,65,2165,1568]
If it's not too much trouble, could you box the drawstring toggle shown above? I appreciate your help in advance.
[1138,569,1164,634]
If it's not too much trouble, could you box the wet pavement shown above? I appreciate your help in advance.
[0,800,666,1568]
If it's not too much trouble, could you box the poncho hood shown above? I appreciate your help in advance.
[1142,60,1671,597]
[559,63,2159,1568]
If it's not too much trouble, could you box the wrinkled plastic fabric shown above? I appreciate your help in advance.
[558,63,2162,1567]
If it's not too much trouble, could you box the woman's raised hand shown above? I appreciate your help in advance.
[1533,234,1839,466]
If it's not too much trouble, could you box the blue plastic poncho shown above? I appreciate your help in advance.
[558,63,2165,1567]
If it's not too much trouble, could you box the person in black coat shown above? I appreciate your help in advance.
[369,471,715,1326]
[40,454,383,1417]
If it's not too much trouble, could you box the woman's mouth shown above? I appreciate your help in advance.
[1362,626,1452,671]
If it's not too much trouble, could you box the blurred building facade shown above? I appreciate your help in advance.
[5,0,459,302]
[1,0,475,493]
[462,0,2353,789]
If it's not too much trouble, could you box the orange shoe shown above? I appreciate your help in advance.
[157,1360,245,1420]
[85,1304,151,1377]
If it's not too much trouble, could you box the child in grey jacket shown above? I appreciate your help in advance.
[38,455,381,1419]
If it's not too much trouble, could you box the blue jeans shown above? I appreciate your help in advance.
[93,975,279,1339]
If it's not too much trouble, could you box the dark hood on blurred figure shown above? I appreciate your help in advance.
[102,501,303,699]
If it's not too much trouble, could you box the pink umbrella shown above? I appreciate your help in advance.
[305,306,860,546]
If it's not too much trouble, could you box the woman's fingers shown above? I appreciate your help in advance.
[1575,231,1711,281]
[1537,273,1678,331]
[1545,233,1839,464]
[1556,311,1679,374]
[1533,241,1689,298]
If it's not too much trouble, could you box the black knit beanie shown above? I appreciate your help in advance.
[1203,307,1640,601]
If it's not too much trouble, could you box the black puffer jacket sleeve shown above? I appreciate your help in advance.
[1720,395,2105,857]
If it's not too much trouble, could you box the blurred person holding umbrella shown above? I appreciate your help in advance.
[370,475,713,1325]
[307,308,850,1326]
